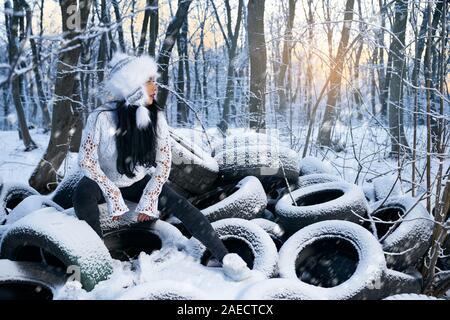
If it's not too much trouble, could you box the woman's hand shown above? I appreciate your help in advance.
[112,215,122,221]
[137,213,156,222]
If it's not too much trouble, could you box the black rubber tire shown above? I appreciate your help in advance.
[251,218,286,250]
[186,218,278,278]
[50,171,84,209]
[297,173,341,189]
[278,220,386,300]
[189,176,267,222]
[118,280,207,300]
[298,156,333,176]
[3,195,63,225]
[383,294,443,300]
[372,175,402,201]
[64,200,188,260]
[0,183,39,225]
[0,259,67,300]
[278,220,421,300]
[366,196,434,270]
[212,132,280,157]
[169,130,219,194]
[102,220,187,262]
[237,279,322,300]
[214,145,299,190]
[0,208,114,291]
[275,181,369,233]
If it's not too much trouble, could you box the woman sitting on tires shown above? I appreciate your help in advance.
[73,52,250,281]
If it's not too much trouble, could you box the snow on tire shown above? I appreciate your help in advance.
[275,181,368,233]
[186,218,278,278]
[170,130,219,194]
[118,280,207,300]
[189,176,267,222]
[237,279,323,300]
[0,259,67,300]
[64,201,187,261]
[50,171,83,209]
[251,218,286,250]
[383,294,443,300]
[298,156,333,176]
[3,195,63,225]
[212,132,281,157]
[0,183,39,225]
[278,220,420,300]
[0,208,114,291]
[296,173,342,189]
[372,175,402,201]
[366,196,434,270]
[214,145,299,189]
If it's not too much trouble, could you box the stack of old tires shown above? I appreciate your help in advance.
[0,129,441,300]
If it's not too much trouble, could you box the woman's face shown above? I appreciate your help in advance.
[145,78,158,105]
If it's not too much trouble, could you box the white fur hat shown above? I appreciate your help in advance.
[104,52,159,129]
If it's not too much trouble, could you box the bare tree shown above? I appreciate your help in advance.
[156,0,193,108]
[277,0,297,114]
[29,0,93,193]
[317,0,355,147]
[248,0,267,130]
[5,0,37,151]
[387,0,410,157]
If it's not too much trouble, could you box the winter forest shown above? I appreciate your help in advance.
[0,0,449,301]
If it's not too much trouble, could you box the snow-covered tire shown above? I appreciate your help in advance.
[189,176,267,222]
[50,171,83,209]
[170,131,219,194]
[118,280,207,300]
[372,175,402,201]
[251,219,286,250]
[3,195,63,225]
[186,218,278,278]
[212,132,281,157]
[383,294,443,300]
[214,145,299,188]
[275,181,368,233]
[367,196,434,270]
[297,173,342,189]
[64,200,187,260]
[102,220,186,261]
[363,183,376,202]
[278,220,420,300]
[278,220,387,300]
[0,208,114,291]
[237,279,322,300]
[0,183,39,225]
[0,260,67,300]
[298,156,333,176]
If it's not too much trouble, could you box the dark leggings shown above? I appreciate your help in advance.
[72,175,228,262]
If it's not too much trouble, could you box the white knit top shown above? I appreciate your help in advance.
[78,105,172,218]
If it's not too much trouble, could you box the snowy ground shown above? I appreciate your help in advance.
[0,124,448,299]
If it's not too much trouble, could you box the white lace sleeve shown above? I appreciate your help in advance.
[135,111,172,218]
[78,111,129,217]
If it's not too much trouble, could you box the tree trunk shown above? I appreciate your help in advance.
[29,0,92,194]
[388,0,410,157]
[248,0,267,130]
[148,0,158,57]
[277,0,296,114]
[317,0,355,147]
[7,0,37,151]
[112,0,126,52]
[176,14,189,124]
[156,0,193,108]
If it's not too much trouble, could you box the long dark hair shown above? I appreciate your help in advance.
[113,100,163,178]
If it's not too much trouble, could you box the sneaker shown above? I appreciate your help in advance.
[222,253,252,281]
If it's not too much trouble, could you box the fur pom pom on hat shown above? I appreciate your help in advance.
[104,52,159,130]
